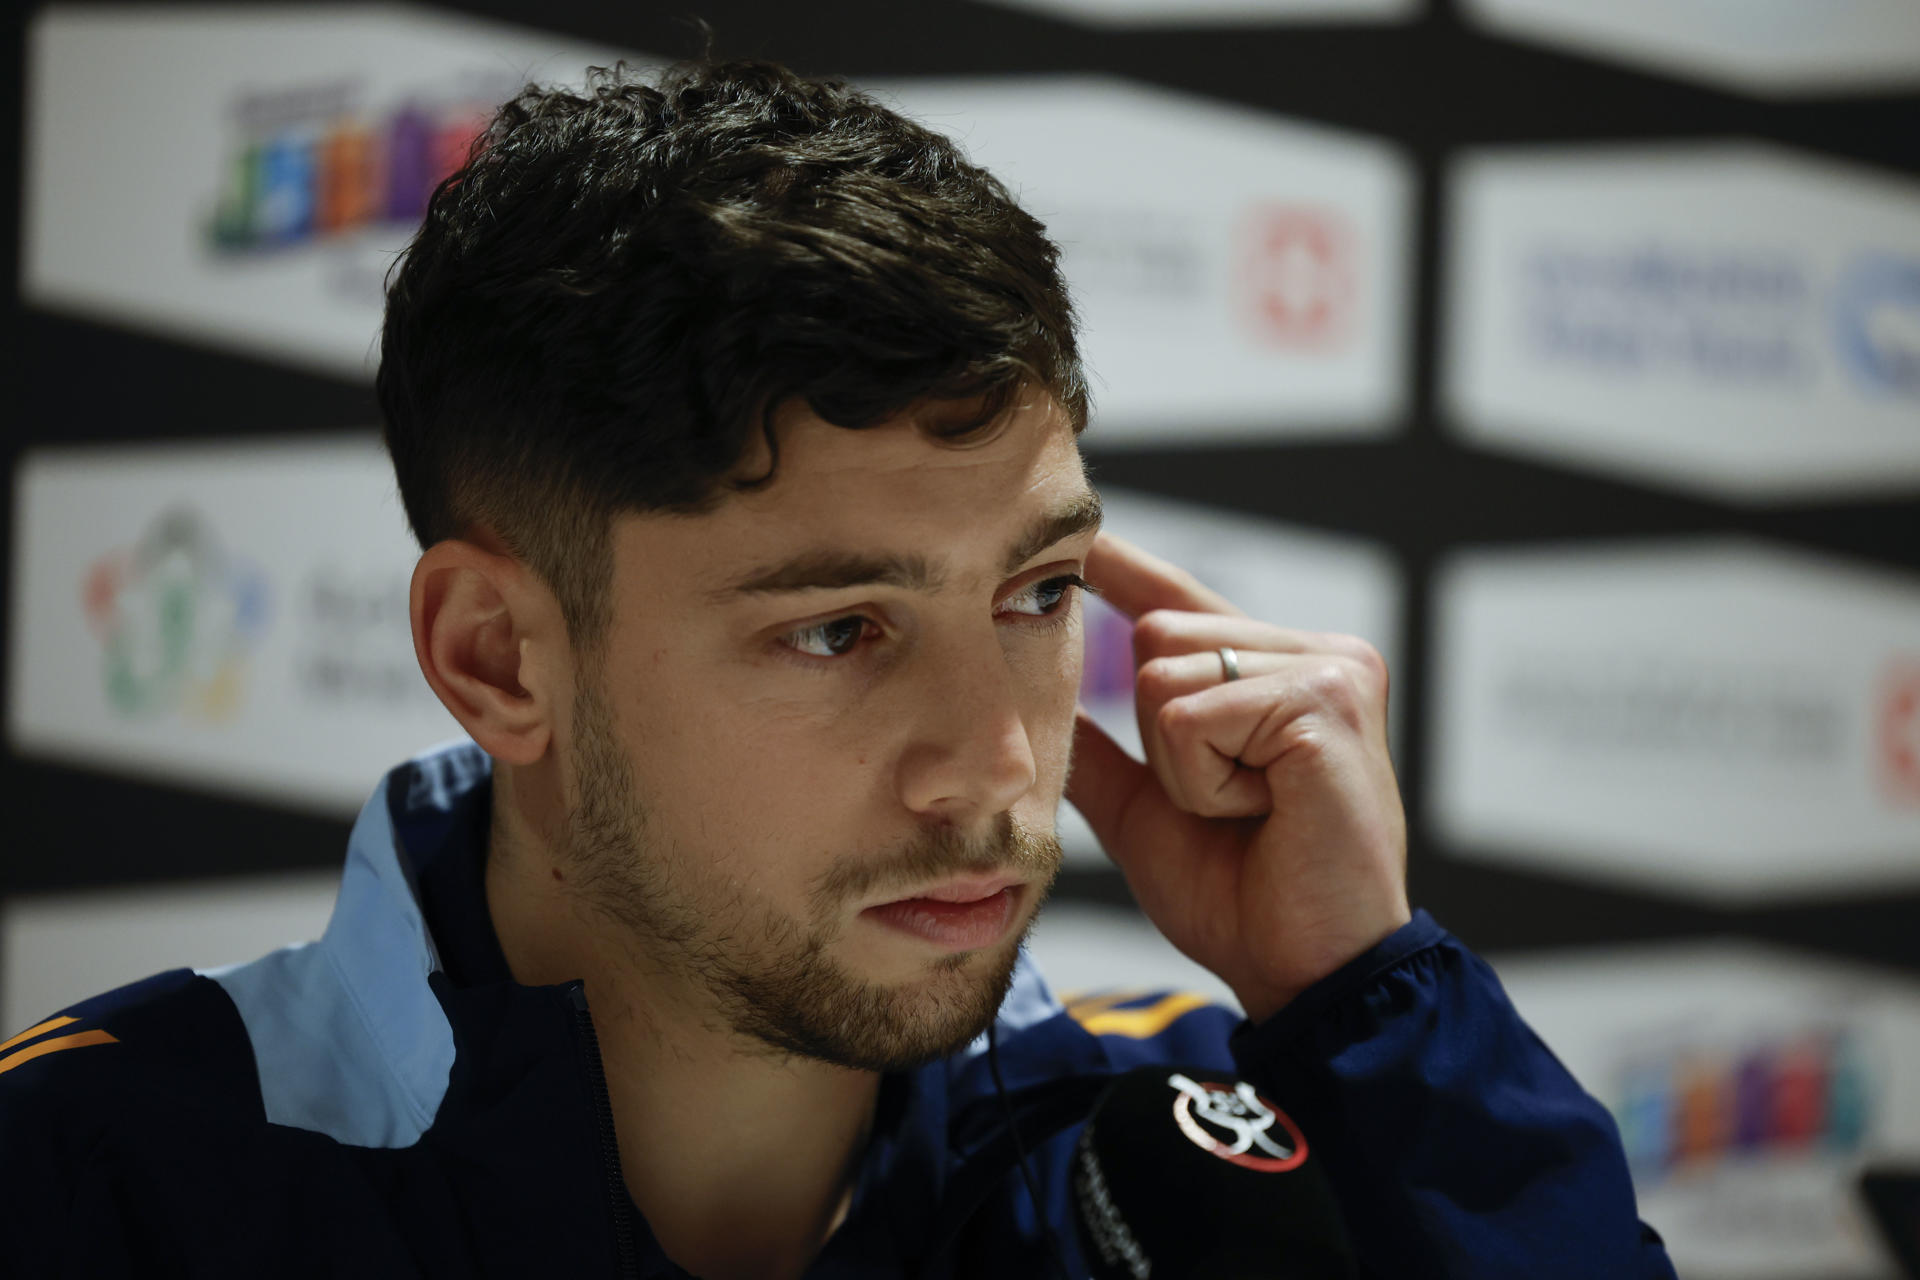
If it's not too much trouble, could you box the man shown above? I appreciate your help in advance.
[0,60,1675,1278]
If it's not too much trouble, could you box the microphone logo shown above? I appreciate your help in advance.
[1166,1072,1309,1173]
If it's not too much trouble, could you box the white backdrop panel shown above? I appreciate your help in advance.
[2,872,339,1033]
[8,435,462,814]
[1429,538,1920,902]
[25,4,644,378]
[878,76,1413,444]
[975,0,1420,27]
[1445,143,1920,500]
[1461,0,1920,96]
[1499,942,1920,1279]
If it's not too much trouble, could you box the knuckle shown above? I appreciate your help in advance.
[1131,609,1189,660]
[1155,696,1204,745]
[1308,660,1368,725]
[1135,655,1187,705]
[1270,716,1336,765]
[1317,632,1387,683]
[1345,637,1389,684]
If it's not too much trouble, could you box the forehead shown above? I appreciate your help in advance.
[752,391,1081,508]
[615,394,1088,583]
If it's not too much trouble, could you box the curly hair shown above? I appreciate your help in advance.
[377,59,1087,649]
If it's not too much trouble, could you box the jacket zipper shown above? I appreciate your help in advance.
[570,983,642,1280]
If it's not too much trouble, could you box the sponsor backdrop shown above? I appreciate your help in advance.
[4,2,1917,1276]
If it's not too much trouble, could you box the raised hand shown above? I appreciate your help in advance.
[1065,532,1411,1024]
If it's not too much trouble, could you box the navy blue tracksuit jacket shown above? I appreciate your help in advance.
[0,742,1677,1277]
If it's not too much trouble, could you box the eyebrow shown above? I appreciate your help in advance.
[713,489,1103,600]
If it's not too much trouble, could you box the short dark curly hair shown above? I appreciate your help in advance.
[377,59,1088,649]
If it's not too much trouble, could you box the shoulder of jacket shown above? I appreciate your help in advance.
[0,968,262,1140]
[0,969,303,1270]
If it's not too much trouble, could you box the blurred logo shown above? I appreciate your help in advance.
[1523,242,1812,383]
[1878,659,1920,805]
[1047,202,1362,351]
[1050,205,1205,302]
[206,79,499,253]
[295,567,437,708]
[1614,1027,1873,1185]
[81,510,271,720]
[1833,253,1920,398]
[1239,206,1355,346]
[1494,652,1844,763]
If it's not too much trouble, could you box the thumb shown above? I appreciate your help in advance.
[1065,705,1152,855]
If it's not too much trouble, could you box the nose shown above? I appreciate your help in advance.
[894,630,1039,823]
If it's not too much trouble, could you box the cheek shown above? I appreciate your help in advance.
[595,662,783,833]
[1020,619,1087,785]
[641,684,879,851]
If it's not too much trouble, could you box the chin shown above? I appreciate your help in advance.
[738,929,1027,1074]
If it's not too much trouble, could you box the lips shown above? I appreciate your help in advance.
[903,875,1023,905]
[862,877,1024,951]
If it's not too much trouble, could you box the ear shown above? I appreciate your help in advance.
[410,537,562,766]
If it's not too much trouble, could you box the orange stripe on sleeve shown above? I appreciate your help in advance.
[0,1029,119,1077]
[1062,992,1133,1021]
[0,1015,78,1056]
[1073,992,1214,1039]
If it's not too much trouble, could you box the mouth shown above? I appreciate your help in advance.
[860,876,1026,952]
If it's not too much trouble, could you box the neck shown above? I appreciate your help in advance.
[485,765,880,1280]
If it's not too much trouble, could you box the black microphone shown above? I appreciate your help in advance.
[1071,1065,1357,1280]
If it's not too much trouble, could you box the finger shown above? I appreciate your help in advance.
[1131,649,1380,797]
[1084,532,1244,621]
[1134,647,1387,716]
[1130,611,1380,667]
[1065,705,1156,857]
[1138,654,1300,817]
[1153,676,1317,818]
[1157,694,1273,818]
[1135,647,1302,712]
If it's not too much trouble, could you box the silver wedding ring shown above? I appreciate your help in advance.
[1217,646,1241,683]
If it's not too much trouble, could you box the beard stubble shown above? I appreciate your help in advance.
[560,677,1064,1073]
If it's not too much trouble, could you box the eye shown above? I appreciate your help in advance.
[998,574,1089,619]
[784,614,871,659]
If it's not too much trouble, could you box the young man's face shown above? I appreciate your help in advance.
[558,391,1098,1070]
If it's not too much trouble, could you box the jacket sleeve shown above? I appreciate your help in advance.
[1227,910,1678,1280]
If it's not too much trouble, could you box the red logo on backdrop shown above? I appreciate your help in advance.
[1240,207,1356,347]
[1167,1072,1308,1172]
[1879,660,1920,805]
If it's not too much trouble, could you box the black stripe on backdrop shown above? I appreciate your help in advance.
[3,0,1918,980]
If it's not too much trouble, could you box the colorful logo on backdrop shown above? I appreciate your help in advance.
[82,510,271,720]
[1240,206,1356,347]
[1613,1028,1873,1184]
[206,79,499,253]
[1833,253,1920,398]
